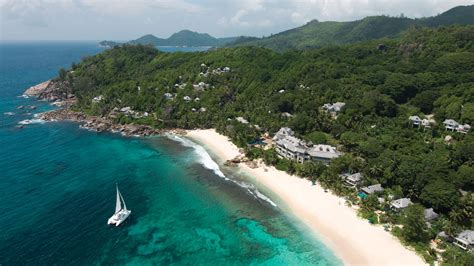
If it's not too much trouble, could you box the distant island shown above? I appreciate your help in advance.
[229,5,474,51]
[100,30,239,48]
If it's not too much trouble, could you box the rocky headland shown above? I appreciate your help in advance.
[23,79,178,137]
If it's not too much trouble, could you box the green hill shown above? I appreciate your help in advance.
[230,5,474,51]
[119,30,238,47]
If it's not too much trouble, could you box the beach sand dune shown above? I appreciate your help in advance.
[186,129,426,266]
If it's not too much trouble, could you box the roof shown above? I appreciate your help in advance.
[273,127,295,140]
[345,172,363,182]
[443,119,460,126]
[276,136,307,154]
[391,198,412,209]
[236,117,249,124]
[409,115,421,122]
[361,184,384,194]
[322,102,346,112]
[456,230,474,245]
[424,208,439,221]
[307,144,341,159]
[274,127,340,159]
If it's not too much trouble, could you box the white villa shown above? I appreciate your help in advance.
[424,208,439,222]
[390,198,412,210]
[322,102,346,113]
[174,83,187,90]
[443,119,471,133]
[361,184,384,194]
[409,115,434,128]
[193,82,210,91]
[273,127,341,164]
[92,95,104,103]
[163,93,175,100]
[340,172,363,187]
[117,107,149,119]
[183,96,192,102]
[236,117,249,124]
[409,115,422,127]
[454,230,474,250]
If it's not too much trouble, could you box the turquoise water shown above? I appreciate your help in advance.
[0,42,341,265]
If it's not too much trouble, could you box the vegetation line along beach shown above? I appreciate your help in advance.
[186,129,426,265]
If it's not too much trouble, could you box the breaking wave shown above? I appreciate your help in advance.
[167,134,277,207]
[18,119,46,125]
[167,134,226,178]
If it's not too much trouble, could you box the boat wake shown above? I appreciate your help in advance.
[167,134,277,207]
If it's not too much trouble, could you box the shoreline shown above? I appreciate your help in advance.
[186,129,426,266]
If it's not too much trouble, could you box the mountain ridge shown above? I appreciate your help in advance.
[228,5,474,51]
[100,30,238,48]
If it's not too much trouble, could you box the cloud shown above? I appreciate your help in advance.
[79,0,203,16]
[0,0,73,27]
[1,0,473,40]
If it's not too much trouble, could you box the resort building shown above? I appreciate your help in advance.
[409,116,422,127]
[457,124,471,134]
[183,96,191,102]
[193,82,209,91]
[361,184,384,195]
[273,127,341,164]
[236,117,249,124]
[163,93,174,100]
[443,119,471,133]
[424,208,439,222]
[409,115,435,129]
[322,102,346,113]
[454,230,474,250]
[341,172,363,187]
[421,118,434,128]
[174,83,187,90]
[390,198,412,210]
[443,119,460,131]
[92,95,104,103]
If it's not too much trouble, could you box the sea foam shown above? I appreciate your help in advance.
[168,134,277,207]
[18,119,46,125]
[168,134,226,178]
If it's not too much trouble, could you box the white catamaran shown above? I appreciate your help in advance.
[107,184,131,226]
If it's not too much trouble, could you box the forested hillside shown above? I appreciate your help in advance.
[230,5,474,51]
[62,25,473,263]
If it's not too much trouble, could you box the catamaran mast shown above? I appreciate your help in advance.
[115,184,122,214]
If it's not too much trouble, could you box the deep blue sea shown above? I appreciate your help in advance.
[0,42,341,265]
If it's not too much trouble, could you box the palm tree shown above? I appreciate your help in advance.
[368,164,383,178]
[449,209,465,223]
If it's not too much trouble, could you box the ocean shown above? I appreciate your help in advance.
[0,41,341,265]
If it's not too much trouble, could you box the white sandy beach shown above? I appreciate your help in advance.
[186,129,426,266]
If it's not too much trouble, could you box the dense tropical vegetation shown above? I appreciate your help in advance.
[61,25,474,264]
[229,5,474,51]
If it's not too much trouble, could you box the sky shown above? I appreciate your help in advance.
[1,0,473,41]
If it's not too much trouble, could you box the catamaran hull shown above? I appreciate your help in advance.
[107,210,131,226]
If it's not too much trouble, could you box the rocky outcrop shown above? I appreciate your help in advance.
[25,80,169,137]
[24,79,76,107]
[24,80,52,96]
[38,109,162,137]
